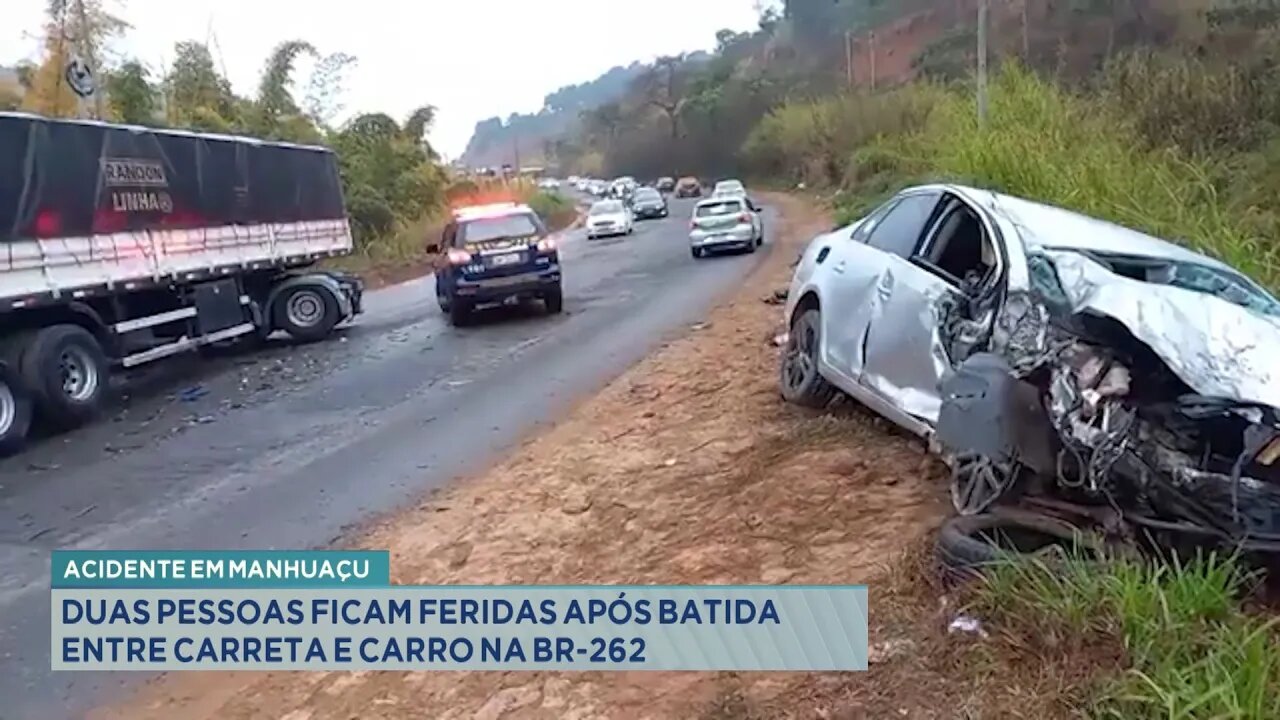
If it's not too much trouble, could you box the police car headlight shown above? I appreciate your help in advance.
[537,237,557,252]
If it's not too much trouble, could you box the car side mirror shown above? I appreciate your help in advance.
[426,242,440,254]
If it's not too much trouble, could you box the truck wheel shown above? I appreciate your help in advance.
[0,362,33,456]
[274,285,340,342]
[545,286,564,314]
[18,324,108,429]
[449,300,473,327]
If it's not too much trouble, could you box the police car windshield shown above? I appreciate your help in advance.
[635,189,660,201]
[458,213,539,243]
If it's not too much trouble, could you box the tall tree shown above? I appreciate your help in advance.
[253,40,316,136]
[165,41,236,127]
[303,51,356,126]
[22,0,128,118]
[106,59,156,124]
[640,55,689,139]
[403,105,438,157]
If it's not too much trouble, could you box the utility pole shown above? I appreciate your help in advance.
[977,0,989,129]
[869,31,877,92]
[844,30,853,89]
[1021,0,1030,60]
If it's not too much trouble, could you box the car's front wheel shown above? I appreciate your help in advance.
[780,307,837,408]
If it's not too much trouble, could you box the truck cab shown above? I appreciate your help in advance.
[429,202,563,326]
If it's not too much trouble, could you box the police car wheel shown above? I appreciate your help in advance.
[544,287,564,314]
[437,293,450,312]
[449,301,472,327]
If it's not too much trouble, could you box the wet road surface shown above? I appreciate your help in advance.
[0,195,773,719]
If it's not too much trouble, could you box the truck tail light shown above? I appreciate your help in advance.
[446,248,473,265]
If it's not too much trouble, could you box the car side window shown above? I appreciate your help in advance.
[863,192,941,259]
[850,200,899,243]
[915,197,998,292]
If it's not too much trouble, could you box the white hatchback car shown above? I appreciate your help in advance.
[586,199,633,239]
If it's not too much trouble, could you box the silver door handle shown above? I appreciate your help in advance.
[833,260,847,274]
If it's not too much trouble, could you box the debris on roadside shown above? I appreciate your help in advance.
[947,614,987,638]
[868,638,916,664]
[769,332,788,347]
[762,288,788,305]
[177,385,209,402]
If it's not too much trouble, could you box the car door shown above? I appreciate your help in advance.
[858,193,1001,429]
[820,193,939,383]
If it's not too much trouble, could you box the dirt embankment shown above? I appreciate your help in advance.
[97,194,1077,719]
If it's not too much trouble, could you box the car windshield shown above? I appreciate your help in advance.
[696,200,743,217]
[591,201,623,214]
[458,213,540,243]
[1086,252,1280,317]
[716,181,744,192]
[635,190,660,201]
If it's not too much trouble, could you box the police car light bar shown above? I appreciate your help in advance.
[452,202,521,219]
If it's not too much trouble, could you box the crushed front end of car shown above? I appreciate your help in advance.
[934,248,1280,566]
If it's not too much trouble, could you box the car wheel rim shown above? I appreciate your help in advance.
[59,346,99,402]
[0,380,15,435]
[286,290,325,328]
[950,453,1015,516]
[782,317,817,392]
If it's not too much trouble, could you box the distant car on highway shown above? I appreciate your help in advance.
[537,178,561,190]
[631,187,669,220]
[586,199,634,239]
[588,180,608,197]
[689,195,763,258]
[675,176,702,198]
[428,202,563,326]
[656,176,676,192]
[712,179,747,198]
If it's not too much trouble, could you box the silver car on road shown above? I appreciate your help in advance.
[780,184,1280,546]
[689,196,763,258]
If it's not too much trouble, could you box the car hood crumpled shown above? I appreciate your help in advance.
[1044,249,1280,409]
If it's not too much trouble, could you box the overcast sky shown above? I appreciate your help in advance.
[3,0,765,158]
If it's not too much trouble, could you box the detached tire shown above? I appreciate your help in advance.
[274,285,341,342]
[0,362,33,456]
[17,324,108,430]
[935,510,1100,585]
[779,307,837,408]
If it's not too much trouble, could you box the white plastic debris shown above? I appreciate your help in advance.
[947,614,988,638]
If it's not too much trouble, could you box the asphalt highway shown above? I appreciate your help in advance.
[0,193,773,719]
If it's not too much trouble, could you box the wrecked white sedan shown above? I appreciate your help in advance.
[781,184,1280,558]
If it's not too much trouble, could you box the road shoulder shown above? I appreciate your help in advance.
[93,194,956,719]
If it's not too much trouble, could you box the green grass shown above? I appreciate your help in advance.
[968,551,1280,719]
[786,64,1280,291]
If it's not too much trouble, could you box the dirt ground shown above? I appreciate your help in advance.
[93,195,1085,720]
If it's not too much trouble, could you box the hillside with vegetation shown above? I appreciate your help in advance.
[458,62,648,169]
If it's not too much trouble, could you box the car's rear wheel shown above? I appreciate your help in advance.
[780,307,837,408]
[544,286,564,314]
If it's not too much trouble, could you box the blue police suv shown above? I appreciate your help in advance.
[429,202,563,326]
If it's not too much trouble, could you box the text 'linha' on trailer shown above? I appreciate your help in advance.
[0,112,365,456]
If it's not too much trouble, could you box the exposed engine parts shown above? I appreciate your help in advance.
[936,317,1280,566]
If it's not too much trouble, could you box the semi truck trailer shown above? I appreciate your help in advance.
[0,113,363,455]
